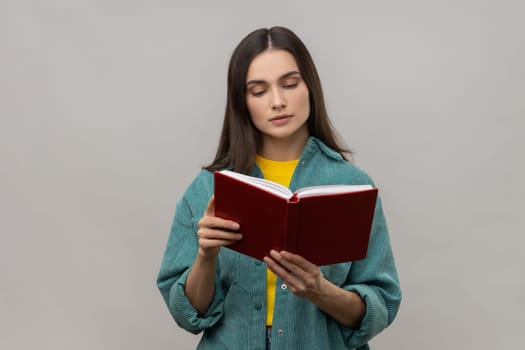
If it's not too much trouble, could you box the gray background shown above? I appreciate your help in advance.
[1,1,524,349]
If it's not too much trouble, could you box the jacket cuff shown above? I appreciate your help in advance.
[169,268,225,334]
[340,284,389,346]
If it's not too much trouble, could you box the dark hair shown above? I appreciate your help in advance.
[205,26,351,174]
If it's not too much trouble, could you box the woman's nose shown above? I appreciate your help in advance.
[270,88,287,110]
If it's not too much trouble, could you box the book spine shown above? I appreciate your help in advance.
[284,199,301,253]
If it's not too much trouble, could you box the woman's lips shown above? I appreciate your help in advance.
[269,114,292,125]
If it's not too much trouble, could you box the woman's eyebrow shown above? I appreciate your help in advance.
[279,70,301,80]
[246,70,301,86]
[246,79,266,86]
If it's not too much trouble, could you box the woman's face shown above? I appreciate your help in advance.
[245,49,310,146]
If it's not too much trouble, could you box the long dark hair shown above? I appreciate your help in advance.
[205,26,351,174]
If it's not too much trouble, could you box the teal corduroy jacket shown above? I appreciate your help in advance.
[157,137,401,349]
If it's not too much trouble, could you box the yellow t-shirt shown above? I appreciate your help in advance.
[255,155,299,327]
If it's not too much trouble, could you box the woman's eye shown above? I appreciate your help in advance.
[283,82,299,89]
[251,90,266,97]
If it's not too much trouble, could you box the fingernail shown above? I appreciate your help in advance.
[232,223,240,230]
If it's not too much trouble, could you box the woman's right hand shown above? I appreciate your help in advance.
[186,196,241,314]
[197,196,242,260]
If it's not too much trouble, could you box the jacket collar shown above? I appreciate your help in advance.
[302,136,343,162]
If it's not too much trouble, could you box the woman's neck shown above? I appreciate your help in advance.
[259,131,309,161]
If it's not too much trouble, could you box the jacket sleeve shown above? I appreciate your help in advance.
[340,193,402,348]
[156,196,225,334]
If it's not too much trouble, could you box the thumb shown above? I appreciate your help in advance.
[204,195,215,216]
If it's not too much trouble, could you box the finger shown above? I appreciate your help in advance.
[263,255,295,280]
[269,250,306,279]
[265,252,305,287]
[199,215,240,231]
[198,228,242,254]
[200,237,242,249]
[280,250,318,272]
[198,227,243,241]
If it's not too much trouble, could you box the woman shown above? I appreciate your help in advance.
[157,26,401,349]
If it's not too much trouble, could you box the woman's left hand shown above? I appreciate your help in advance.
[263,250,328,302]
[264,249,366,328]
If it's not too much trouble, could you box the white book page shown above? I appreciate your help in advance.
[220,170,292,199]
[295,184,373,198]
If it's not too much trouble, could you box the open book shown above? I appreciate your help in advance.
[214,170,378,266]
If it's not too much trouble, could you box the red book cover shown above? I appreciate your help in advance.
[214,170,378,266]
